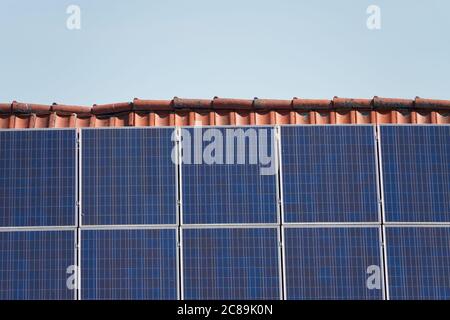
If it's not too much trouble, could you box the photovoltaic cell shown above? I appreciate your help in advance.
[0,230,75,300]
[82,128,177,225]
[381,125,450,222]
[182,127,277,224]
[386,227,450,300]
[284,227,382,300]
[183,228,280,300]
[0,130,76,227]
[81,229,177,300]
[281,126,379,223]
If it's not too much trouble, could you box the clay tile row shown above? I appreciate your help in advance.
[0,101,92,115]
[1,97,450,116]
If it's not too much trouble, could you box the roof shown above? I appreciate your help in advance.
[1,96,449,128]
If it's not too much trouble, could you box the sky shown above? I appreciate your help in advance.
[0,0,449,105]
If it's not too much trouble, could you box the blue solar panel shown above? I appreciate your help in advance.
[0,230,75,300]
[386,227,450,300]
[281,126,379,223]
[82,128,177,225]
[81,228,177,300]
[284,227,383,300]
[182,127,277,224]
[183,228,280,300]
[0,130,76,227]
[381,126,450,222]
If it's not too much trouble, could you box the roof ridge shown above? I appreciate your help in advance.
[1,97,450,116]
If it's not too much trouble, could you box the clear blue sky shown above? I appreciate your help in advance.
[1,0,449,105]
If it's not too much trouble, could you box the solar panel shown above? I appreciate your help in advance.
[0,230,75,300]
[82,128,177,225]
[0,130,76,227]
[81,228,177,300]
[281,126,379,223]
[381,125,450,222]
[386,227,450,300]
[182,127,277,224]
[183,228,280,300]
[284,227,383,300]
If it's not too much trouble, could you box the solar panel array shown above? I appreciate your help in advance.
[0,125,448,300]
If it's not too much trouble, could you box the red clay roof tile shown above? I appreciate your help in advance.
[12,101,51,114]
[212,97,253,110]
[415,97,450,110]
[173,97,211,109]
[92,102,132,115]
[254,99,292,110]
[0,103,11,113]
[133,98,172,111]
[51,103,91,115]
[333,97,372,110]
[292,98,332,110]
[373,97,414,110]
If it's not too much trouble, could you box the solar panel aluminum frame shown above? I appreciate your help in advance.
[0,128,77,228]
[0,125,77,295]
[375,125,390,300]
[179,125,280,226]
[177,119,283,300]
[375,125,450,299]
[274,126,284,300]
[274,126,282,227]
[379,124,450,224]
[279,124,381,225]
[176,127,185,300]
[80,126,179,227]
[373,125,383,225]
[0,227,78,300]
[175,127,182,301]
[377,125,387,226]
[282,224,385,300]
[77,127,181,300]
[179,224,285,300]
[277,125,285,227]
[76,128,82,300]
[0,128,78,133]
[179,224,184,300]
[378,225,387,300]
[281,223,288,300]
[79,226,180,300]
[384,224,450,300]
[381,225,390,300]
